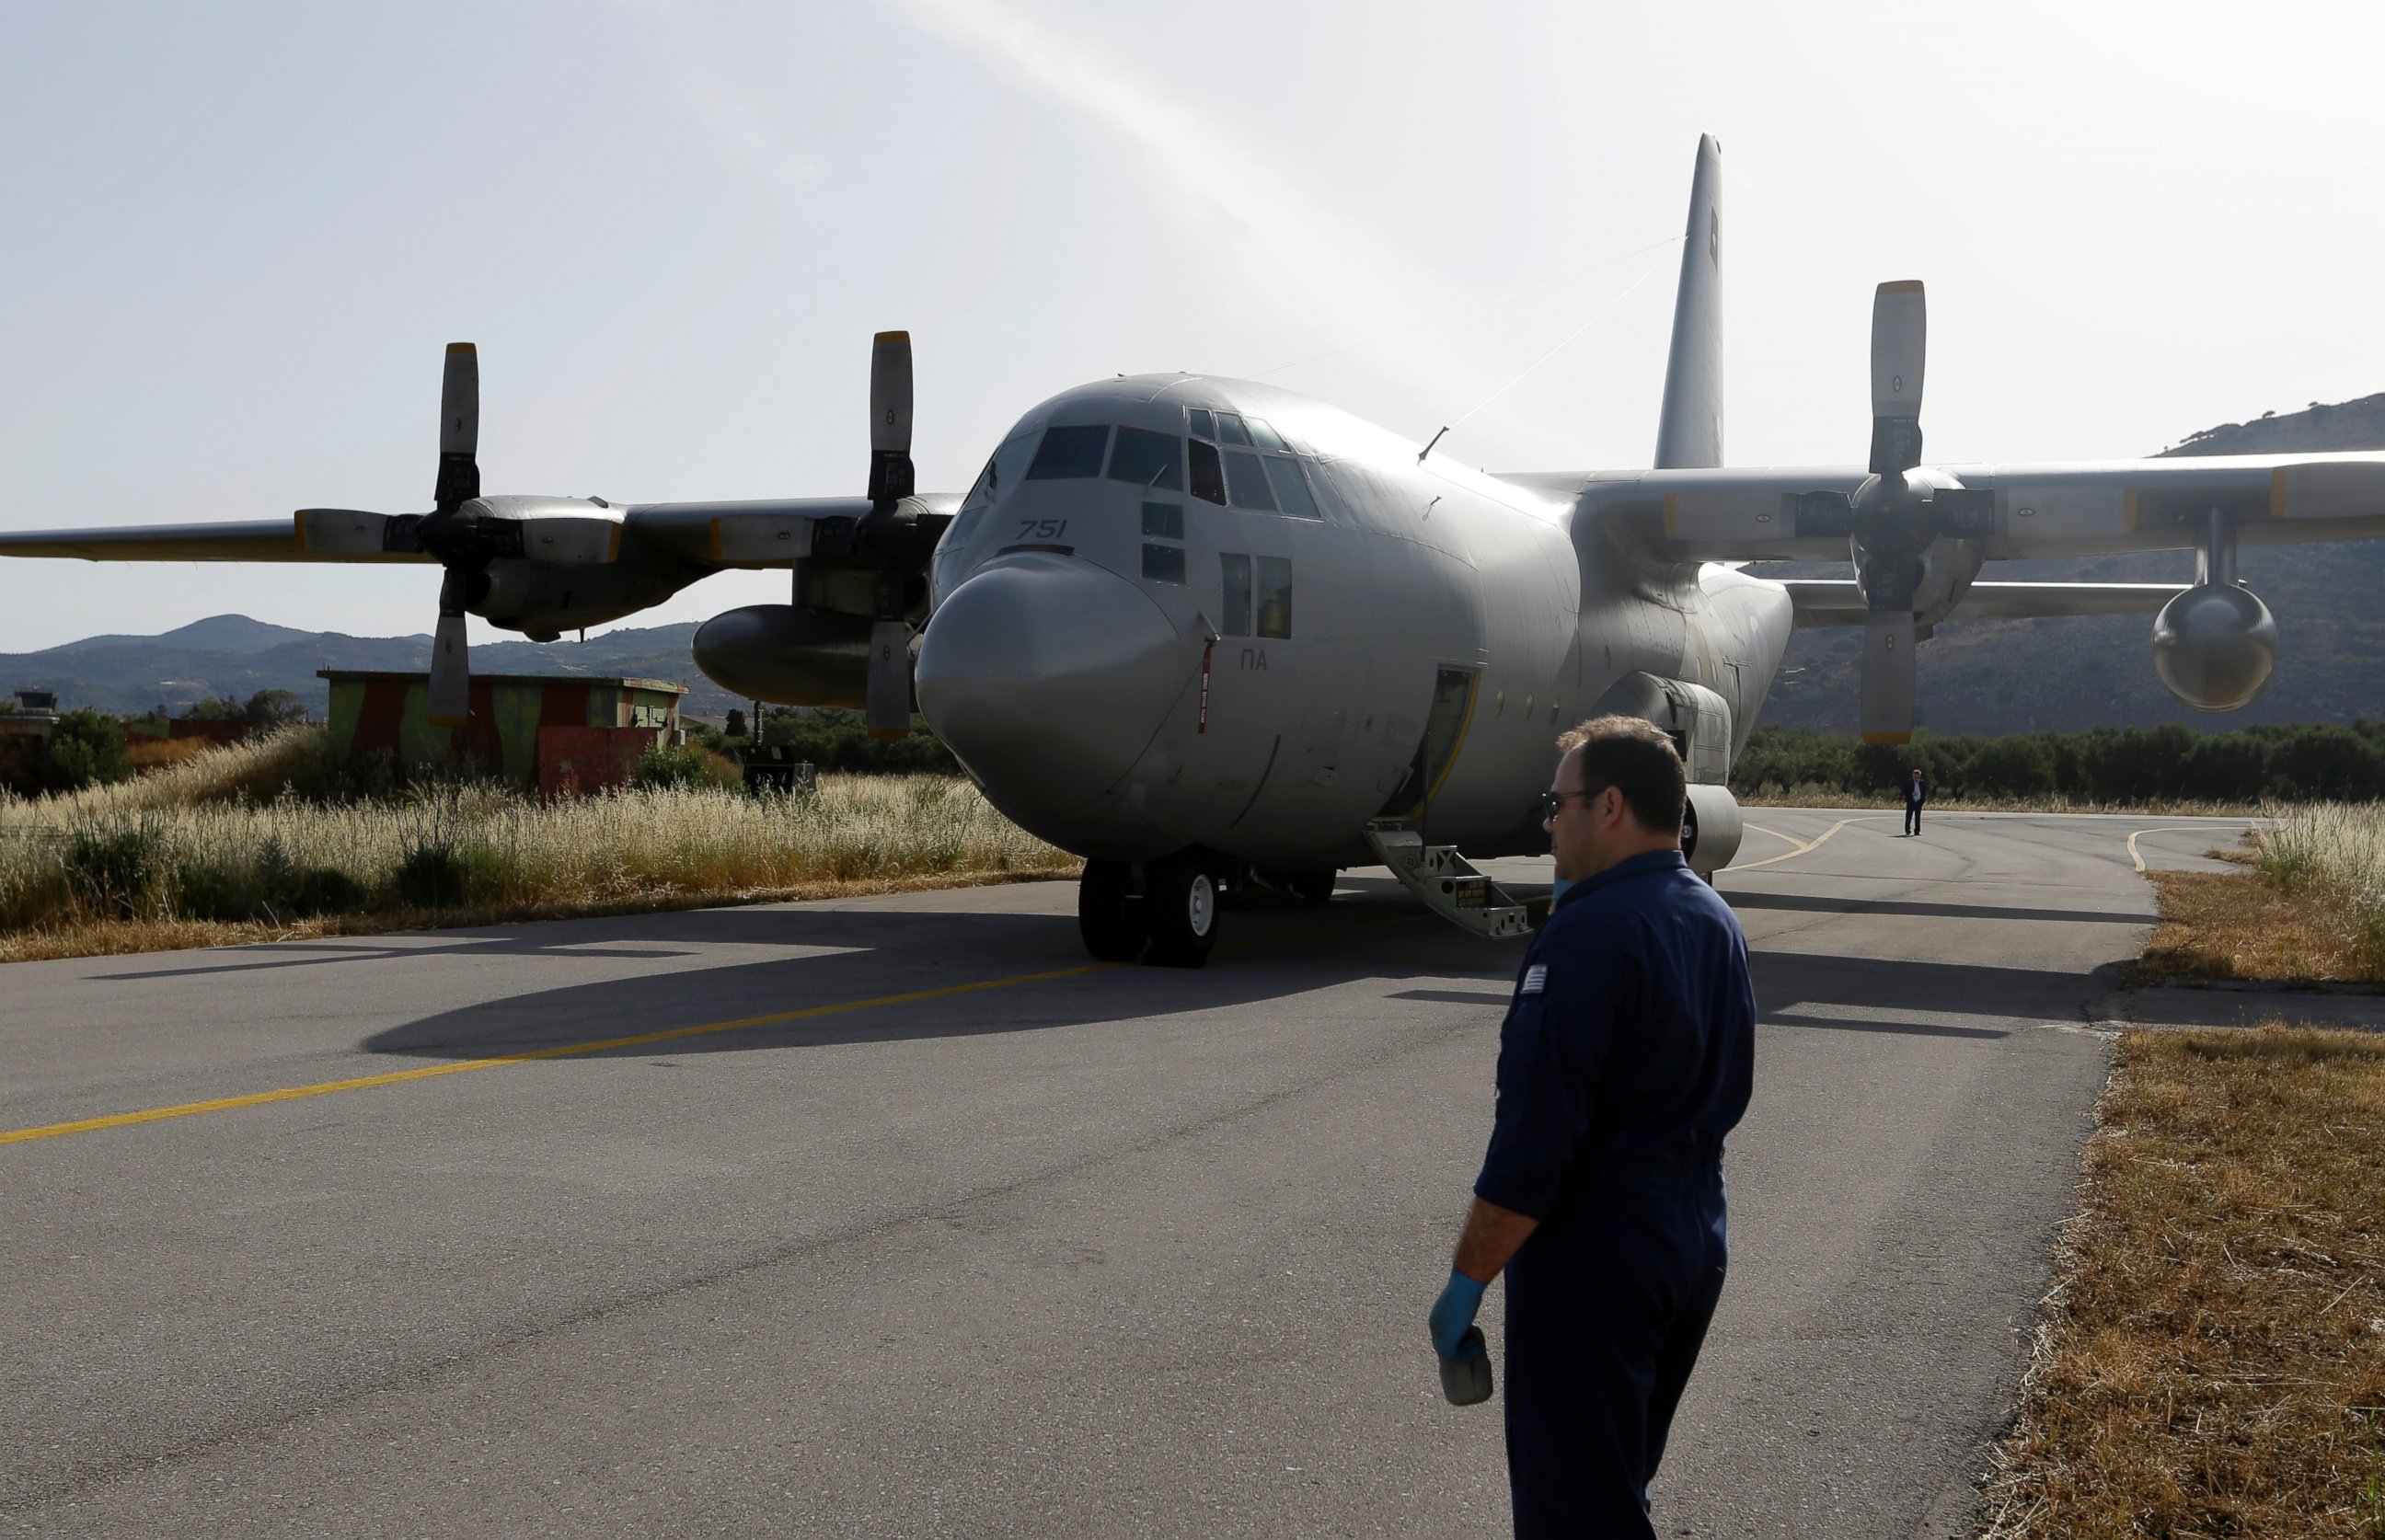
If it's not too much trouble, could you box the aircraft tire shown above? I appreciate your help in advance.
[1077,860,1149,962]
[1142,854,1220,969]
[1285,869,1336,906]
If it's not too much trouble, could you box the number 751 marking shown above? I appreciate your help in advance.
[1017,518,1068,541]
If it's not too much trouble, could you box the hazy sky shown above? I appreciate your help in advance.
[6,0,2383,651]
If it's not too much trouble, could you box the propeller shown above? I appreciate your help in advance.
[861,331,916,741]
[1793,282,1996,743]
[419,343,486,726]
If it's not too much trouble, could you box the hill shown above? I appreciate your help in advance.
[1749,394,2385,733]
[0,617,742,719]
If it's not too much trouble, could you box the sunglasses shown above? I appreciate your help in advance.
[1537,784,1612,822]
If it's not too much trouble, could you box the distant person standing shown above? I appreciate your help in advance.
[1903,767,1928,836]
[1428,716,1756,1537]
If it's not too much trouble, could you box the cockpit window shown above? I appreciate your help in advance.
[1026,425,1111,479]
[1263,455,1321,518]
[1247,418,1288,451]
[1223,451,1277,511]
[1216,412,1254,446]
[1187,408,1216,441]
[1189,439,1227,505]
[1106,427,1182,491]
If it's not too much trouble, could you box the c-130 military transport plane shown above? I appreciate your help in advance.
[9,136,2383,966]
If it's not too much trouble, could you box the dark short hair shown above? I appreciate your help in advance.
[1556,715,1685,833]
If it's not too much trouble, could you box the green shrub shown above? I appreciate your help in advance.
[64,814,167,918]
[631,741,739,791]
[1729,722,2378,805]
[758,707,961,774]
[1967,736,2057,798]
[391,837,503,909]
[38,709,132,795]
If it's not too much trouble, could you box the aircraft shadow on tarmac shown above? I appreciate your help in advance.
[1722,889,2151,927]
[360,891,1522,1062]
[352,889,2132,1063]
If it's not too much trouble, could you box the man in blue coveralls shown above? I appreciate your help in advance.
[1428,715,1757,1537]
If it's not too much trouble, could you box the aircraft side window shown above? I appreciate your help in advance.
[1189,439,1227,505]
[1223,452,1277,511]
[1141,500,1186,585]
[1142,544,1187,585]
[1262,455,1320,519]
[1216,413,1254,446]
[1107,427,1182,491]
[1246,418,1288,451]
[1220,553,1253,636]
[1188,408,1216,441]
[1256,556,1293,639]
[1026,425,1111,479]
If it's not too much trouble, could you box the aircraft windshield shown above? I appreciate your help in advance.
[1107,427,1182,491]
[1027,425,1111,479]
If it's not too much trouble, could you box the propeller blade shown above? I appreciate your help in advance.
[429,609,471,727]
[435,342,480,513]
[1869,281,1926,475]
[864,619,911,740]
[867,330,916,505]
[1859,611,1918,745]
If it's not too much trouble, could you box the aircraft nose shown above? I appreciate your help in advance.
[916,554,1184,820]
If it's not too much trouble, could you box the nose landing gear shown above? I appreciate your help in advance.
[1077,853,1222,968]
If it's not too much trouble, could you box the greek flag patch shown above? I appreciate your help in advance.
[1520,964,1549,996]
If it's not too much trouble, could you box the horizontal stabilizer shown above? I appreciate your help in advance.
[1785,580,2189,627]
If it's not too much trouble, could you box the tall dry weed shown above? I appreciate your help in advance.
[2256,804,2385,966]
[0,736,1073,954]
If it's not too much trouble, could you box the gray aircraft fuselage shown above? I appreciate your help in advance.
[914,374,1792,870]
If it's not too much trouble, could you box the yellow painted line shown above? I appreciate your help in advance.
[1741,822,1803,850]
[2126,825,2209,874]
[1732,816,1863,872]
[0,961,1123,1149]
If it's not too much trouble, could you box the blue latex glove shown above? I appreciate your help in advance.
[1429,1268,1488,1361]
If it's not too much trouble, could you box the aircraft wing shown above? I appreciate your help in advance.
[1554,451,2385,562]
[624,498,883,566]
[0,496,950,570]
[0,517,420,563]
[1782,580,2187,627]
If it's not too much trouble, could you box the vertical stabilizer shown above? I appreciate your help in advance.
[1653,134,1725,469]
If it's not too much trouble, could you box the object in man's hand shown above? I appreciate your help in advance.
[1439,1327,1493,1406]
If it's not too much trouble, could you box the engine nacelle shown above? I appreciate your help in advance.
[693,604,885,709]
[1681,784,1744,876]
[2152,582,2276,712]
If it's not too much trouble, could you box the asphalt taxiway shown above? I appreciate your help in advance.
[0,810,2246,1536]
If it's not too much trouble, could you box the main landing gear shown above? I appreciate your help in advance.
[1077,853,1230,968]
[1078,855,1341,966]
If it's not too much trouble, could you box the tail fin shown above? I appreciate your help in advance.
[1653,134,1725,469]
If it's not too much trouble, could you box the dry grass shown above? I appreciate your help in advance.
[1982,1025,2385,1537]
[0,737,1079,964]
[122,737,215,772]
[2135,870,2382,987]
[0,867,1074,965]
[2130,806,2385,987]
